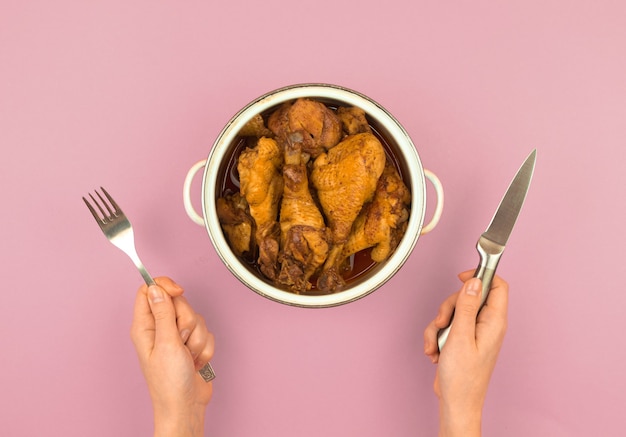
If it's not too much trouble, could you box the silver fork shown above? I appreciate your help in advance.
[83,187,216,382]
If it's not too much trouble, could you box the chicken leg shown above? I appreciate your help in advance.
[342,162,411,262]
[277,134,330,293]
[311,132,386,292]
[238,137,284,280]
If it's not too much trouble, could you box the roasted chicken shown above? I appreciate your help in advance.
[337,106,371,135]
[238,137,284,279]
[277,134,330,293]
[216,192,254,257]
[268,98,343,158]
[311,132,386,292]
[239,113,274,138]
[342,163,411,262]
[217,99,412,295]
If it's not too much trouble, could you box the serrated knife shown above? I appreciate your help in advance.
[438,149,537,350]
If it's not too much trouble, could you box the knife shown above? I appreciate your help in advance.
[437,149,537,350]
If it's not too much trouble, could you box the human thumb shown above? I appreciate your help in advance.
[147,284,180,345]
[449,277,483,341]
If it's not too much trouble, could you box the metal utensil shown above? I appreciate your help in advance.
[83,187,216,382]
[438,150,537,350]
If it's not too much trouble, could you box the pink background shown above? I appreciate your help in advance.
[2,1,625,436]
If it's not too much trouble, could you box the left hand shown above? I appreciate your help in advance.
[130,277,214,435]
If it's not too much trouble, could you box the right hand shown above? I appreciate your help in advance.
[423,270,509,436]
[130,277,214,436]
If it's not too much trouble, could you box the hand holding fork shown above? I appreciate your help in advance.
[83,187,215,382]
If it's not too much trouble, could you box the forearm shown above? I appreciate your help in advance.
[438,400,482,437]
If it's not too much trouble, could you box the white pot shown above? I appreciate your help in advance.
[183,83,443,308]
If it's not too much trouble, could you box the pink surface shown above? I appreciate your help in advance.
[2,1,625,436]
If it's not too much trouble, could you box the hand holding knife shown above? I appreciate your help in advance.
[437,149,537,350]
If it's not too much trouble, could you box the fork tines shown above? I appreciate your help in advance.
[83,187,121,224]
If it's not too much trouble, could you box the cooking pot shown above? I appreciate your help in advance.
[183,83,443,307]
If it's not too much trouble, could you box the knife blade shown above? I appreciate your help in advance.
[438,149,537,350]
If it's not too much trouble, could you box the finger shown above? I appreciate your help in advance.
[130,285,156,356]
[169,291,215,370]
[172,295,197,342]
[482,274,509,316]
[423,319,440,363]
[185,314,209,359]
[435,292,459,329]
[194,332,215,371]
[154,277,184,298]
[146,284,182,347]
[476,275,509,343]
[424,291,458,362]
[448,277,483,343]
[458,269,475,282]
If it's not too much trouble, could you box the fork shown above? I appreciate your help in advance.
[83,187,215,382]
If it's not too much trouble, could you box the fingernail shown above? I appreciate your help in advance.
[148,285,164,303]
[180,329,191,343]
[466,278,481,296]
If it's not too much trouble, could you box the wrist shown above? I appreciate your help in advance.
[153,404,206,437]
[438,399,482,437]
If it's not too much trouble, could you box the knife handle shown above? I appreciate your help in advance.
[437,237,504,350]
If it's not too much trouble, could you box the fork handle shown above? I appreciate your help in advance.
[138,267,156,287]
[125,246,157,287]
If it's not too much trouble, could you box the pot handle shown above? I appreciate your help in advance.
[184,160,443,233]
[421,169,444,235]
[183,159,207,226]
